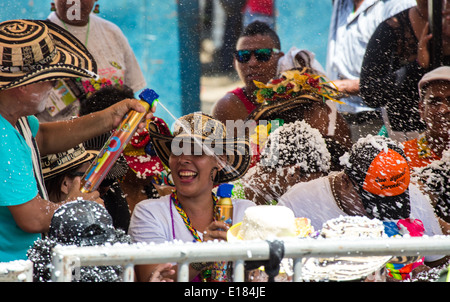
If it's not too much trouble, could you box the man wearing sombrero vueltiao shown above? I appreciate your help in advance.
[0,19,154,262]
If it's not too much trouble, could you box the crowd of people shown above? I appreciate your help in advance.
[0,0,449,283]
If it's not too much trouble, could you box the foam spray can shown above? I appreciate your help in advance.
[215,183,234,227]
[80,89,159,193]
[211,183,234,282]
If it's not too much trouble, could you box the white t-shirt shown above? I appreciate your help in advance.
[39,13,146,121]
[129,195,256,244]
[278,176,442,236]
[279,176,444,261]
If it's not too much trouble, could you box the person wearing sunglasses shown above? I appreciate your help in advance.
[212,21,284,127]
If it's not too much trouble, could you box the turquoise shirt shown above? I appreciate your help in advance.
[0,115,41,262]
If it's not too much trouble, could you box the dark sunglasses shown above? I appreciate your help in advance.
[233,48,279,63]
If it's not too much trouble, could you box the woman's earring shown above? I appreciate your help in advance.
[50,2,56,11]
[93,4,100,14]
[166,171,174,186]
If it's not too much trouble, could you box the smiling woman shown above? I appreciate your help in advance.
[169,152,221,199]
[128,112,256,282]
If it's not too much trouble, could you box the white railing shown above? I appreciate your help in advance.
[0,260,33,282]
[50,235,450,282]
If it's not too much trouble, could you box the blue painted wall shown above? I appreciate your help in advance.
[276,0,332,68]
[0,0,332,125]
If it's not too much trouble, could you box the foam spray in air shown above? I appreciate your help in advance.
[80,89,159,193]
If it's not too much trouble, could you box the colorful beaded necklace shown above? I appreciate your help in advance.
[169,190,217,242]
[170,190,225,282]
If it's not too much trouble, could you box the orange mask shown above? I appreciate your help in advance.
[363,149,410,197]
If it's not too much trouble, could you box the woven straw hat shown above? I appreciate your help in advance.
[246,68,344,123]
[0,19,97,91]
[148,112,251,183]
[41,144,98,180]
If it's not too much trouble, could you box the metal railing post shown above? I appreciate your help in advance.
[292,258,304,282]
[123,263,135,282]
[178,262,190,282]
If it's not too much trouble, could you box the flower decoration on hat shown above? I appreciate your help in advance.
[250,118,284,149]
[250,123,271,147]
[253,68,344,105]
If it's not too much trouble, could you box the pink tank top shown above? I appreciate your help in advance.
[230,87,257,114]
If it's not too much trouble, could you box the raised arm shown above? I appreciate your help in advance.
[360,18,426,109]
[36,98,154,156]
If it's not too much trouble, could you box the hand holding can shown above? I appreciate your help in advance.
[80,89,159,193]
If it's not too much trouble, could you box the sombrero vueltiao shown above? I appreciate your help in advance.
[148,112,251,183]
[0,19,97,91]
[300,216,392,282]
[41,144,98,180]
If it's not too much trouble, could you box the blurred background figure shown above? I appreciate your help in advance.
[360,0,450,142]
[202,0,275,75]
[326,0,416,140]
[212,21,284,124]
[37,0,146,122]
[215,0,247,74]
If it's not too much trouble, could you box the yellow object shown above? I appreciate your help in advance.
[227,218,314,242]
[227,222,243,242]
[250,124,271,146]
